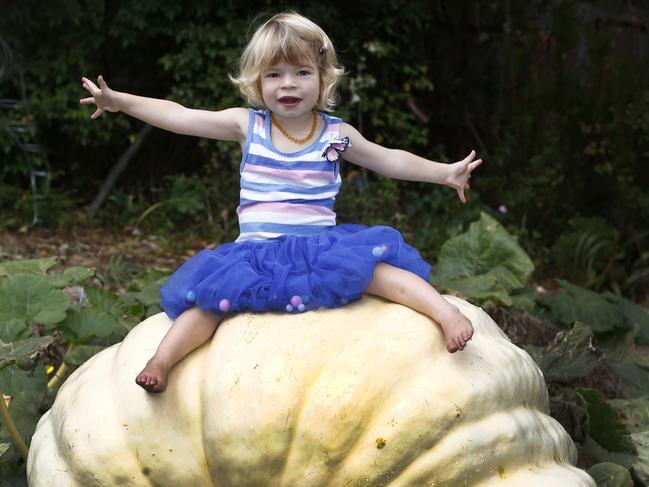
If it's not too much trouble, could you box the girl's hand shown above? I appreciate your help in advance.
[445,150,483,204]
[79,75,120,119]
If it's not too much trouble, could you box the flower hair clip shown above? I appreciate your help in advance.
[319,46,326,55]
[321,136,351,162]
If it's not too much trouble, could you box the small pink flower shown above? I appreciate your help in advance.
[498,205,508,214]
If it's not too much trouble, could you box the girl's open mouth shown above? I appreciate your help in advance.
[279,96,301,106]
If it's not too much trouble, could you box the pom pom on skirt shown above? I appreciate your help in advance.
[160,224,431,319]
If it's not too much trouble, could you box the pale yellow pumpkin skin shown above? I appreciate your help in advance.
[27,296,595,486]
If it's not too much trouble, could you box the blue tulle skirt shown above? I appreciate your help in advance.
[160,224,432,319]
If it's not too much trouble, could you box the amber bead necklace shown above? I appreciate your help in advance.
[270,111,318,144]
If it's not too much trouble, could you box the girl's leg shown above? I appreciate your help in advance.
[135,307,223,393]
[365,263,474,353]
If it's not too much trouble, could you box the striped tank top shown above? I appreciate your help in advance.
[236,108,343,242]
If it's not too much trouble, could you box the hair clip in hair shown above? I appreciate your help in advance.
[319,46,326,55]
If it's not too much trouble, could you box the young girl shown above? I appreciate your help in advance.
[80,11,481,393]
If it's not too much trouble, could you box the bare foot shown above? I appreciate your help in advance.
[135,358,170,393]
[437,306,474,353]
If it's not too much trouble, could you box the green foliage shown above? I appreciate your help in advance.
[540,280,649,343]
[0,275,69,327]
[536,322,599,383]
[587,462,633,487]
[577,388,636,455]
[431,212,534,305]
[551,217,620,290]
[0,1,646,297]
[0,257,162,476]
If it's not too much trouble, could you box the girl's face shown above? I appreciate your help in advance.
[260,58,320,119]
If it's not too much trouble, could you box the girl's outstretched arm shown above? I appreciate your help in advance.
[80,75,248,142]
[340,123,482,203]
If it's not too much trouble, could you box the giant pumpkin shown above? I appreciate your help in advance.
[27,296,595,486]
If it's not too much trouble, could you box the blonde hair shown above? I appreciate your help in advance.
[230,11,344,111]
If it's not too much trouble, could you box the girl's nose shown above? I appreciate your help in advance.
[281,75,297,89]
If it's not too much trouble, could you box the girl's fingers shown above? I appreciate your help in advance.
[81,76,99,91]
[98,75,107,88]
[91,108,103,119]
[79,97,95,104]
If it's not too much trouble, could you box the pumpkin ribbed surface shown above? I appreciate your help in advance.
[27,296,595,486]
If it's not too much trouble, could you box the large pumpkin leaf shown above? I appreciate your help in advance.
[0,335,58,367]
[59,307,123,343]
[62,344,107,367]
[47,266,95,288]
[126,268,171,292]
[0,275,68,327]
[0,320,30,343]
[587,462,633,487]
[0,258,57,278]
[541,280,622,332]
[435,274,512,305]
[85,287,127,317]
[603,293,649,345]
[122,276,168,308]
[431,212,534,304]
[539,322,599,382]
[577,388,636,454]
[608,399,649,484]
[509,287,537,312]
[609,399,649,435]
[598,333,649,399]
[0,366,48,447]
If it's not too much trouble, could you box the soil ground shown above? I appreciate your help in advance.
[0,227,203,288]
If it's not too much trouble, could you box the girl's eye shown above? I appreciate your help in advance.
[298,70,311,76]
[265,73,279,78]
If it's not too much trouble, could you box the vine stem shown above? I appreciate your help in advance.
[0,362,29,461]
[47,343,74,391]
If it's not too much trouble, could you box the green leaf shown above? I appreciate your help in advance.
[123,276,168,308]
[0,319,30,342]
[431,212,534,304]
[599,333,649,399]
[63,344,106,367]
[603,293,649,345]
[59,307,122,343]
[0,365,48,446]
[434,274,512,306]
[608,399,649,482]
[577,388,636,454]
[509,287,537,312]
[0,257,57,278]
[0,335,58,366]
[126,268,171,292]
[539,322,598,382]
[47,266,95,288]
[0,275,68,326]
[627,431,649,483]
[587,462,633,487]
[85,287,127,317]
[541,280,623,332]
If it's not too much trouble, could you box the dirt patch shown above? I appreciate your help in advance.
[0,227,206,279]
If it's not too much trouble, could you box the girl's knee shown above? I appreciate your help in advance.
[369,263,407,297]
[179,306,221,324]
